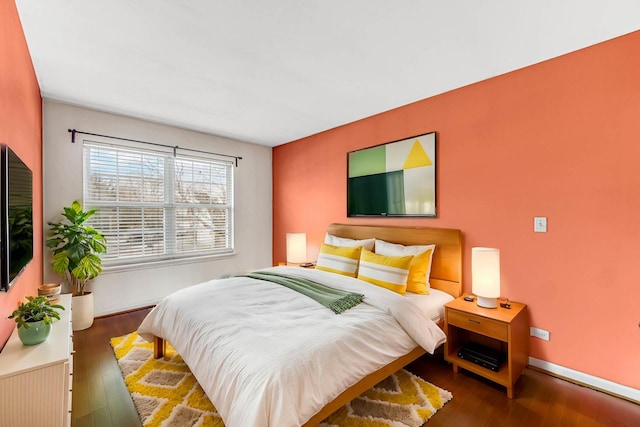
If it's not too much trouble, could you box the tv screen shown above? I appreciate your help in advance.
[347,132,437,217]
[1,144,33,291]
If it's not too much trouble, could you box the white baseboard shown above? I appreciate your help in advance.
[529,357,639,403]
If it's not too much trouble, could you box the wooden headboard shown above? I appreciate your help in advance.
[326,223,463,298]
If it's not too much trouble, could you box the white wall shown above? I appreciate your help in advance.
[42,100,273,315]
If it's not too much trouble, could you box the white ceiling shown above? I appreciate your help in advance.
[15,1,640,147]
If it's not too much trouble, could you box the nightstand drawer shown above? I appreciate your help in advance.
[447,310,508,341]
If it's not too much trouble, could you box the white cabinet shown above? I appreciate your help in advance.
[0,294,73,427]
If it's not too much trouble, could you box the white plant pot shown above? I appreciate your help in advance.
[72,292,94,331]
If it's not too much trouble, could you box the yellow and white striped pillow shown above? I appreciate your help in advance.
[357,249,414,294]
[315,243,362,277]
[375,240,436,294]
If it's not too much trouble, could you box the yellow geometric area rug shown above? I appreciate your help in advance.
[110,332,452,427]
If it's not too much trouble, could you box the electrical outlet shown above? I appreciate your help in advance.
[530,326,550,341]
[534,217,547,232]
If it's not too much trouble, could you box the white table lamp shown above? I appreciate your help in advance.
[286,233,307,264]
[472,247,500,308]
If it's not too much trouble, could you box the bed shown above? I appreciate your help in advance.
[138,223,462,426]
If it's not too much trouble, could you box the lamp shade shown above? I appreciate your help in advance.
[471,247,500,308]
[286,233,307,264]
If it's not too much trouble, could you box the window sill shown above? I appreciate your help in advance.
[101,252,236,274]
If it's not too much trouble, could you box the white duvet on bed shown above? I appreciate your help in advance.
[404,287,455,323]
[137,266,447,427]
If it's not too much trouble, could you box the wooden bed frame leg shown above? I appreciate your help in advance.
[153,336,166,359]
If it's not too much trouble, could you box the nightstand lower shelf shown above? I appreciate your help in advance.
[448,344,510,386]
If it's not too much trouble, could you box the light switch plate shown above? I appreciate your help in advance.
[534,216,547,232]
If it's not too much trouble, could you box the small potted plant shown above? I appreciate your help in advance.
[8,296,64,345]
[46,200,106,331]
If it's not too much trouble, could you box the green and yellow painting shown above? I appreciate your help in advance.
[348,132,436,216]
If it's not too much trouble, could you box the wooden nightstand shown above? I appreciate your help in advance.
[277,262,316,268]
[444,294,529,398]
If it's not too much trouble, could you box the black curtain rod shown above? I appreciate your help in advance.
[68,129,242,166]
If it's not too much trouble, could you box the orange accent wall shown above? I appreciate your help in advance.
[274,31,640,389]
[0,0,43,347]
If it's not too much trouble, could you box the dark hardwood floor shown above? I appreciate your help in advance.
[72,308,640,427]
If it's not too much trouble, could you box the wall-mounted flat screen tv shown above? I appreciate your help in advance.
[1,144,33,291]
[347,132,436,217]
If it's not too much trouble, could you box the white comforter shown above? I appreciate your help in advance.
[137,266,447,427]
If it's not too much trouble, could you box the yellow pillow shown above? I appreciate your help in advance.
[374,240,435,294]
[357,249,413,294]
[315,243,362,277]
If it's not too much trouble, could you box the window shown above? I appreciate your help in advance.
[83,141,234,266]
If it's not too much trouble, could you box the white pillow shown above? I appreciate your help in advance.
[324,233,375,251]
[375,239,436,294]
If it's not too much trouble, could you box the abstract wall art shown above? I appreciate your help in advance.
[347,132,436,217]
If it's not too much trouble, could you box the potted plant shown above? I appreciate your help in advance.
[46,200,106,331]
[8,296,64,345]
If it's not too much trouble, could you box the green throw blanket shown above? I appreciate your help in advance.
[239,271,364,314]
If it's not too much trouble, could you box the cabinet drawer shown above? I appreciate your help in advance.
[447,309,508,341]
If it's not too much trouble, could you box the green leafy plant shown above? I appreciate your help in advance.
[46,200,107,296]
[8,296,64,329]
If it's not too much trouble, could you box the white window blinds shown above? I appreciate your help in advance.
[83,141,234,266]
